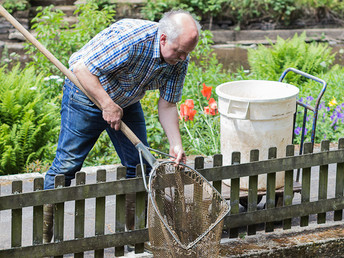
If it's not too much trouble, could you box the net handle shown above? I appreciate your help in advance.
[138,149,150,192]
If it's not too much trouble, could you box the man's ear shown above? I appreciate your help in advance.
[160,33,167,46]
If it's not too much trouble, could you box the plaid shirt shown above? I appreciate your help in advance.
[69,19,189,108]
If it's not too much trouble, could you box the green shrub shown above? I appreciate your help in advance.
[247,32,335,85]
[2,0,29,14]
[25,0,116,77]
[0,65,60,175]
[141,0,226,24]
[229,0,296,28]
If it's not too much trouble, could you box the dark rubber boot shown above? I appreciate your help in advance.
[43,204,54,243]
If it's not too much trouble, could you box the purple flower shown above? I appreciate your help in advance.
[306,96,314,102]
[294,127,307,136]
[337,111,344,119]
[294,127,302,135]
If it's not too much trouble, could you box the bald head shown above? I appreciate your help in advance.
[171,13,199,45]
[158,10,201,45]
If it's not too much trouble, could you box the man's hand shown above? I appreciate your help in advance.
[170,144,186,165]
[102,102,123,130]
[74,61,123,130]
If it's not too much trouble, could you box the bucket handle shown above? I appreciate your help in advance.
[227,100,250,119]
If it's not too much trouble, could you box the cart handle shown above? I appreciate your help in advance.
[279,67,327,145]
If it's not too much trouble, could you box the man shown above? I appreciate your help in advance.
[43,10,201,243]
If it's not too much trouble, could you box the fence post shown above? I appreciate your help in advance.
[135,164,146,254]
[115,167,126,256]
[95,169,106,258]
[318,140,330,224]
[229,152,240,238]
[334,138,344,221]
[33,177,44,245]
[54,174,65,258]
[74,171,86,258]
[283,144,295,230]
[301,142,313,227]
[265,147,277,232]
[11,180,22,248]
[248,149,259,235]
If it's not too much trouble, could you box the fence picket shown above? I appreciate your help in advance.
[74,171,86,258]
[213,154,223,193]
[334,138,344,221]
[301,142,313,227]
[95,169,106,257]
[248,149,259,236]
[54,174,65,258]
[283,145,295,230]
[318,140,330,224]
[135,164,146,254]
[195,156,205,212]
[11,180,22,248]
[229,152,240,238]
[266,147,277,232]
[33,177,43,245]
[115,167,126,256]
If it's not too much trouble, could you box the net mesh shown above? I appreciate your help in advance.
[147,162,229,257]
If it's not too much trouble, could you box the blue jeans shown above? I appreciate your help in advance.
[44,79,150,190]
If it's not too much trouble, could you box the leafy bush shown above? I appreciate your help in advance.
[142,0,299,28]
[2,0,29,14]
[0,65,60,175]
[296,0,344,21]
[229,0,297,28]
[247,32,335,85]
[141,0,226,24]
[25,0,116,77]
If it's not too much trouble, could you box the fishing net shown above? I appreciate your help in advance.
[147,161,229,257]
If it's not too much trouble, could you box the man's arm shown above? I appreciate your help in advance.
[158,97,186,164]
[73,62,123,130]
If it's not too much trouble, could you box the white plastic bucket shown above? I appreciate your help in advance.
[216,80,299,190]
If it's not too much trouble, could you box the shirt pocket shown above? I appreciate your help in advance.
[116,68,145,92]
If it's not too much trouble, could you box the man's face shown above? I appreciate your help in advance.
[160,33,198,65]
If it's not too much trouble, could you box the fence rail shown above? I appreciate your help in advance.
[0,138,343,257]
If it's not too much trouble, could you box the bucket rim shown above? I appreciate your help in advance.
[216,80,299,103]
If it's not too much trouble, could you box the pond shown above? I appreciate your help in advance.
[212,44,344,73]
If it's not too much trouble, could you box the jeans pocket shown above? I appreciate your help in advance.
[71,88,95,108]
